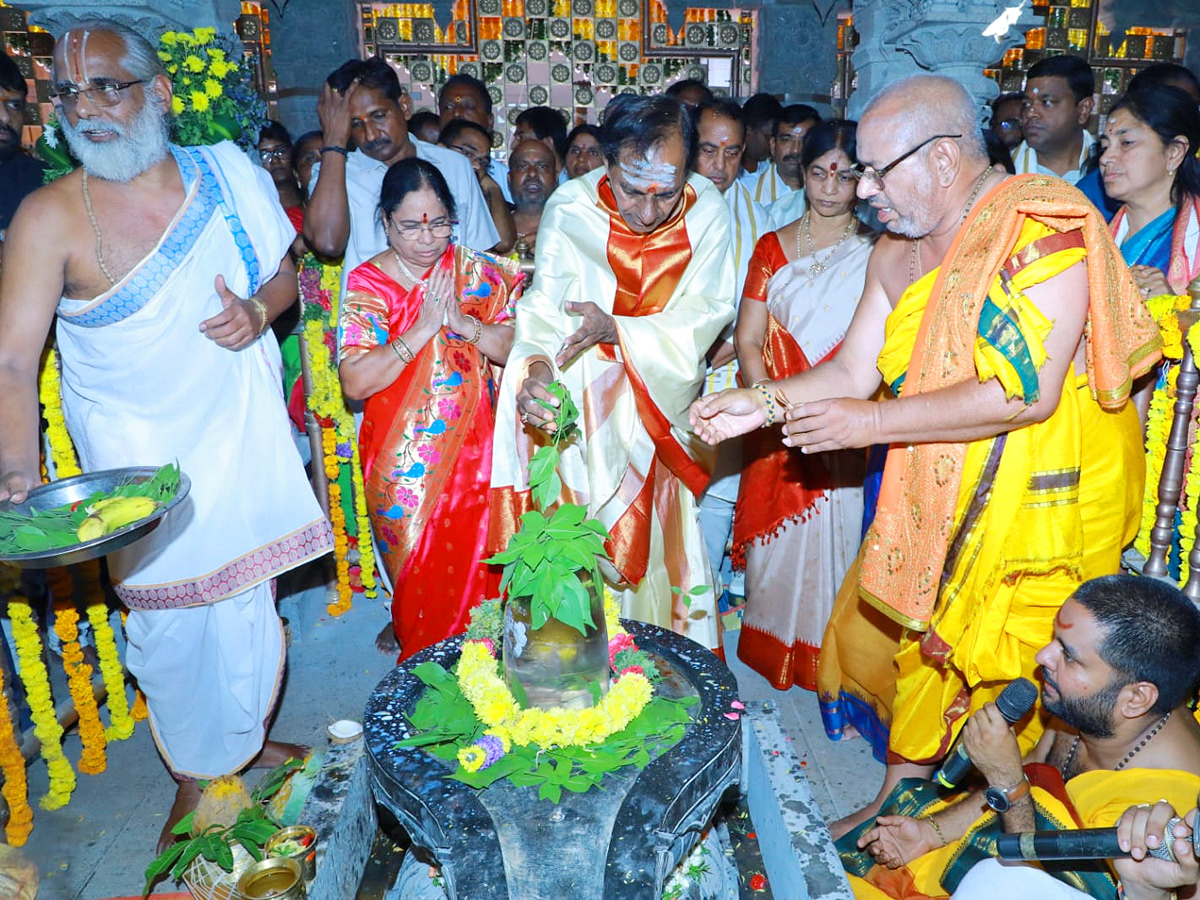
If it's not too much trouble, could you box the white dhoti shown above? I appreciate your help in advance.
[126,580,284,778]
[54,143,333,775]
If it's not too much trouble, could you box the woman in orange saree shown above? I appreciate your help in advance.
[339,159,525,659]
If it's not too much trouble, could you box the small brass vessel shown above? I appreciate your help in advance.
[235,856,306,900]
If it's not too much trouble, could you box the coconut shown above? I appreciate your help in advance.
[191,774,254,834]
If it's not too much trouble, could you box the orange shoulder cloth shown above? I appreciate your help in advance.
[859,174,1162,630]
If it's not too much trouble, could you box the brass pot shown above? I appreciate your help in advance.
[265,825,317,882]
[235,857,306,900]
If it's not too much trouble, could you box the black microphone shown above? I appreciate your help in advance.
[933,677,1038,789]
[996,822,1189,863]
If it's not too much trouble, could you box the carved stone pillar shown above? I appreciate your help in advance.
[21,0,221,37]
[849,0,1038,120]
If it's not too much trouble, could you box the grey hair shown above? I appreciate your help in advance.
[863,74,988,163]
[63,18,167,83]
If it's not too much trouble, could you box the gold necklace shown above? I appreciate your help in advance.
[798,212,858,277]
[959,165,995,226]
[82,171,118,287]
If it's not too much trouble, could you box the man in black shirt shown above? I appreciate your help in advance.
[0,51,45,240]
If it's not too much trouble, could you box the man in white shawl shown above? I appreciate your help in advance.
[691,98,775,604]
[0,20,332,846]
[490,95,734,651]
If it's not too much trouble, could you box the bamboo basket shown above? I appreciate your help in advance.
[182,841,257,900]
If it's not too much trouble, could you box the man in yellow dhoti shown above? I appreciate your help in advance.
[691,74,1161,831]
[490,95,735,650]
[844,575,1200,900]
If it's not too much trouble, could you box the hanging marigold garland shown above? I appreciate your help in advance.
[300,259,379,615]
[9,598,76,809]
[0,567,32,845]
[87,600,134,740]
[52,599,107,775]
[1136,294,1191,561]
[1178,323,1200,584]
[37,348,81,479]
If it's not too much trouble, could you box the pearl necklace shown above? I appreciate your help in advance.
[391,248,424,287]
[798,212,858,277]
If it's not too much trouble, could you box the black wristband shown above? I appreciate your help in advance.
[320,145,349,156]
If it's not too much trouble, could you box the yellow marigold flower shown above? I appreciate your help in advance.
[209,59,234,79]
[457,745,486,773]
[184,54,205,74]
[190,91,209,113]
[171,95,185,115]
[194,26,216,43]
[161,32,178,46]
[205,78,223,99]
[167,64,179,75]
[208,48,226,62]
[157,50,172,62]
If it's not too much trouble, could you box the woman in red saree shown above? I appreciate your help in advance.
[339,159,525,659]
[732,120,874,692]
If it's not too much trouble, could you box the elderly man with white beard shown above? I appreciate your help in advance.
[0,19,332,848]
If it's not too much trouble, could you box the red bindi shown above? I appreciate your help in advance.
[829,161,838,171]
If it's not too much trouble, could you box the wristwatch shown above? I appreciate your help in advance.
[985,777,1030,813]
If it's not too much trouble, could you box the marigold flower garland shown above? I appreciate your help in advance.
[38,349,81,479]
[1178,324,1200,583]
[53,600,107,775]
[1135,294,1191,561]
[0,567,32,845]
[9,598,76,808]
[86,599,134,740]
[323,426,353,617]
[455,595,654,751]
[301,260,378,614]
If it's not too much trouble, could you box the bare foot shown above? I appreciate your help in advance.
[375,622,400,654]
[157,781,202,854]
[839,723,862,741]
[828,798,884,841]
[247,739,310,770]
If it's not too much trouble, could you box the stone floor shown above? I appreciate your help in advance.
[18,569,881,900]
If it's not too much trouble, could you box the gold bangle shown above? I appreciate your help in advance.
[465,315,483,345]
[247,296,269,336]
[925,815,948,848]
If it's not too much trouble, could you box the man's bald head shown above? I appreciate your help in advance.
[861,75,987,163]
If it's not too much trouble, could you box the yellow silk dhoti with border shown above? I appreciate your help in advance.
[838,766,1200,900]
[818,179,1160,765]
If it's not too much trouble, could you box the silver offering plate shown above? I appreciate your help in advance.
[0,466,191,569]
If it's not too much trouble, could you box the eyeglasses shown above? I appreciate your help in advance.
[995,118,1021,131]
[49,80,145,109]
[851,133,963,189]
[388,217,457,241]
[259,147,291,163]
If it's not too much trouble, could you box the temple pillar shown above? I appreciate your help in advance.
[21,0,220,36]
[848,0,1037,119]
[754,0,845,109]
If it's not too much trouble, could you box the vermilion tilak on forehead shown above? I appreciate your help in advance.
[1055,607,1075,630]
